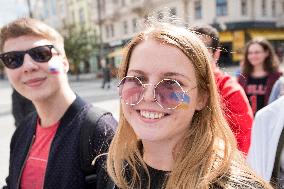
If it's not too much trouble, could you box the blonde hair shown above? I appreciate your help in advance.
[107,22,272,189]
[0,17,65,56]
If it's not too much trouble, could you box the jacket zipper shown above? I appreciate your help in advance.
[16,135,35,189]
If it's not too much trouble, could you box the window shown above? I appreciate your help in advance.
[72,11,76,24]
[241,0,247,16]
[110,24,115,37]
[194,0,202,19]
[105,25,110,38]
[123,20,128,35]
[157,11,164,21]
[50,0,56,15]
[169,7,177,17]
[216,0,227,16]
[79,8,85,24]
[100,0,106,15]
[272,0,276,17]
[132,18,137,33]
[121,0,126,6]
[262,0,266,16]
[59,2,66,17]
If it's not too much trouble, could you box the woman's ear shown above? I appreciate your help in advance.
[196,92,208,111]
[62,57,69,73]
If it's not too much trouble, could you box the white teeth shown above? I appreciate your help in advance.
[140,111,165,119]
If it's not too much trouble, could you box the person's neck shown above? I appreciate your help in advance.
[34,87,76,128]
[252,64,267,77]
[142,140,178,171]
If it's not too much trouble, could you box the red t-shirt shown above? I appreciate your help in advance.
[21,119,59,189]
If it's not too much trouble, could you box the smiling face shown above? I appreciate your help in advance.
[247,43,268,67]
[121,39,206,144]
[3,35,69,102]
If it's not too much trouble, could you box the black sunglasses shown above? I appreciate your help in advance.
[0,45,58,69]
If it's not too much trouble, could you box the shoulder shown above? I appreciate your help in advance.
[268,71,282,80]
[255,96,284,121]
[253,96,284,134]
[85,106,117,133]
[213,168,270,189]
[216,72,248,100]
[81,106,117,152]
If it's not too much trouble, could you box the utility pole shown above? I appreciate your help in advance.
[97,0,104,68]
[27,0,33,18]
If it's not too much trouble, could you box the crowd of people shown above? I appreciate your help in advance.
[0,16,283,189]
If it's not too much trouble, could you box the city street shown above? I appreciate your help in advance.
[0,76,120,186]
[0,64,283,186]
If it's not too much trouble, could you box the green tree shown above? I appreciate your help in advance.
[63,24,98,81]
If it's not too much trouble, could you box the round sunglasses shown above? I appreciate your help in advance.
[118,76,197,109]
[0,45,58,69]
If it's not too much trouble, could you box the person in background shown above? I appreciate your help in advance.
[238,38,282,114]
[12,88,35,127]
[247,96,284,188]
[268,75,284,103]
[101,59,111,89]
[191,25,253,155]
[0,17,116,189]
[104,20,272,189]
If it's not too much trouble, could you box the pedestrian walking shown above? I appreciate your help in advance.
[0,18,117,189]
[101,59,111,89]
[103,19,272,189]
[191,25,253,155]
[237,38,282,114]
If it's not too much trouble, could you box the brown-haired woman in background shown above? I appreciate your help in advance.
[238,38,282,114]
[103,20,273,189]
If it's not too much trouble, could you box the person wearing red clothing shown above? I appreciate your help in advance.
[192,25,253,154]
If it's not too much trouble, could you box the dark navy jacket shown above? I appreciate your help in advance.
[3,96,117,189]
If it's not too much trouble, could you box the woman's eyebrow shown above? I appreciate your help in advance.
[163,72,191,81]
[127,69,145,75]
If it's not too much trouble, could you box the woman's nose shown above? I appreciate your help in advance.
[142,83,156,102]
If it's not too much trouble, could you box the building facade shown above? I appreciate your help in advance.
[31,0,99,73]
[94,0,284,66]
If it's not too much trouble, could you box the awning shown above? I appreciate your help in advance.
[219,31,233,42]
[248,29,284,40]
[107,48,124,58]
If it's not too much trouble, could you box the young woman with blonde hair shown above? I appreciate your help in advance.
[105,21,272,189]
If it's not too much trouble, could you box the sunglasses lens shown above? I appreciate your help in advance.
[119,77,143,105]
[156,80,184,109]
[0,52,24,69]
[29,46,52,62]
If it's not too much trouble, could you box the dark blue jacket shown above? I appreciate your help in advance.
[3,96,117,189]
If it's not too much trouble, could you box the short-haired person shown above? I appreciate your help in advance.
[238,38,282,114]
[0,18,117,188]
[104,20,272,188]
[191,25,253,155]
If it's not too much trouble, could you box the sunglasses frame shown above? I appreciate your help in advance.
[118,76,197,110]
[0,45,57,69]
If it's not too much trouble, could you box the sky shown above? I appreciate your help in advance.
[0,0,28,27]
